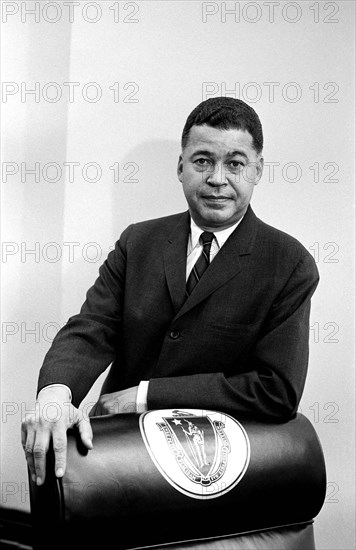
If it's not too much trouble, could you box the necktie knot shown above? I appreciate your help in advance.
[200,231,215,249]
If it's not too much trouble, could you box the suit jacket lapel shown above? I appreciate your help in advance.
[173,206,259,322]
[163,211,191,314]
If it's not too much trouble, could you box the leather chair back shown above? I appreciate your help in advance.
[29,410,326,550]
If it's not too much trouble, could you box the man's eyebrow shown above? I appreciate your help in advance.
[191,149,215,157]
[190,149,249,159]
[227,150,248,159]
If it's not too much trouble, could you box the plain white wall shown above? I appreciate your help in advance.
[1,2,355,549]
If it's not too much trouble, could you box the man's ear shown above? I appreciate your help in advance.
[177,154,184,183]
[255,156,264,184]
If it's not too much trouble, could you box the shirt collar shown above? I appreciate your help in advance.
[189,214,244,251]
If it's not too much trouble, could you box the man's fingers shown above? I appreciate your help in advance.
[88,399,109,416]
[22,425,36,483]
[77,415,93,449]
[21,393,77,486]
[21,402,92,488]
[52,428,68,478]
[32,429,51,485]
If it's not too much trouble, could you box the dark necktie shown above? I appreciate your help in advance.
[186,231,215,297]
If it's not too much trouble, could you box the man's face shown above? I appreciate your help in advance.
[177,125,263,231]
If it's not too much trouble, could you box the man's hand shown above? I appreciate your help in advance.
[21,386,93,486]
[89,386,138,417]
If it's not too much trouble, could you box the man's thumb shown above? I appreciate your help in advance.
[77,414,93,450]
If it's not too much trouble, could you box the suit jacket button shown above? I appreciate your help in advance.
[169,331,180,340]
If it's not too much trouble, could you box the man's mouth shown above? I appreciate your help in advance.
[202,195,231,201]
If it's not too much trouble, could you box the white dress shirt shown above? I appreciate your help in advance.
[186,216,243,278]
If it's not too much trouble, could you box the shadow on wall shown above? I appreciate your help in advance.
[111,139,188,235]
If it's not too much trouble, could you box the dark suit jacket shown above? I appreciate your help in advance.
[38,206,319,420]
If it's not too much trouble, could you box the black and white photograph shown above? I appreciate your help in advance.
[1,1,355,549]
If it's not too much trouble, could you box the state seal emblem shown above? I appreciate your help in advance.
[139,409,250,499]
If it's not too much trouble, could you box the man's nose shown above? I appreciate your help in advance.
[206,163,228,186]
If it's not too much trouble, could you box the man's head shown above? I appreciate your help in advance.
[181,97,263,154]
[178,97,264,231]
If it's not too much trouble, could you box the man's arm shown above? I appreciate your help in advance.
[147,252,319,421]
[36,226,132,406]
[22,227,133,483]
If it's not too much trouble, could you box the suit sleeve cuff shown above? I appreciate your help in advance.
[137,380,149,412]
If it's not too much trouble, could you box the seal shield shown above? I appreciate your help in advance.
[140,409,250,499]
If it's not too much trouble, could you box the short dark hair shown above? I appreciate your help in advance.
[181,97,263,153]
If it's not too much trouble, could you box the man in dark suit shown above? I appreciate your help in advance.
[22,97,319,487]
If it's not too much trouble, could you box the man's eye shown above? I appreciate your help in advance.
[229,160,244,169]
[195,158,210,166]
